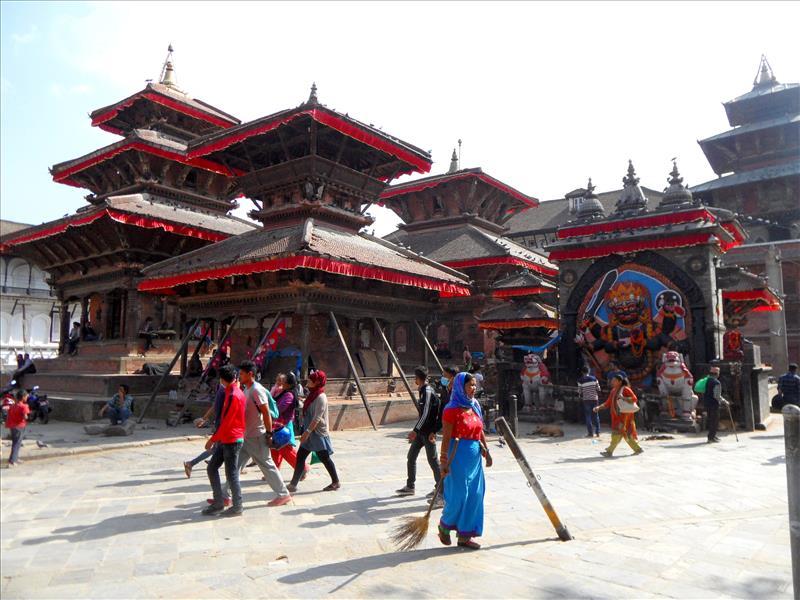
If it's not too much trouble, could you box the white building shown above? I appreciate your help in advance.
[0,220,63,367]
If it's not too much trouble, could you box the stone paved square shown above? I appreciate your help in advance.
[0,419,792,598]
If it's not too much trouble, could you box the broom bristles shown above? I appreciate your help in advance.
[389,514,431,551]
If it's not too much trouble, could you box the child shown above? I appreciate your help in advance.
[6,389,30,467]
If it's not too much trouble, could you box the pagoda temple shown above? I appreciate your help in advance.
[380,152,557,363]
[135,85,471,425]
[0,47,256,396]
[548,161,781,430]
[692,56,799,372]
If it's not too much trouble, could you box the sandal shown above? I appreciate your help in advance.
[322,482,341,492]
[437,525,451,546]
[457,537,481,550]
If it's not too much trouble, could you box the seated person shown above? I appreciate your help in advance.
[99,384,134,425]
[83,324,100,342]
[139,317,158,353]
[67,321,81,355]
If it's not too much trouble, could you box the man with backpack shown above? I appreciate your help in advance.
[396,366,441,503]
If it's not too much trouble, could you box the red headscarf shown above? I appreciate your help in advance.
[303,370,327,416]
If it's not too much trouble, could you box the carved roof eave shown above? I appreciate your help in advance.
[188,104,431,181]
[90,83,240,135]
[380,167,538,208]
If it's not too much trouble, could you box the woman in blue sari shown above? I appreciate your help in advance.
[438,372,492,549]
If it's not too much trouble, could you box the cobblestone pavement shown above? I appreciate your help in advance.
[0,418,792,599]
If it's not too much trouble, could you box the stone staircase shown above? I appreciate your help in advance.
[11,340,184,398]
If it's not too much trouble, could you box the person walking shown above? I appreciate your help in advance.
[287,370,340,493]
[578,366,601,437]
[270,372,308,478]
[6,389,30,467]
[183,384,223,476]
[594,374,643,457]
[203,365,246,517]
[396,366,442,500]
[438,372,492,550]
[778,363,800,408]
[703,365,729,443]
[234,360,292,507]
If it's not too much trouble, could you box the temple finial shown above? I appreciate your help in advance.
[753,54,778,88]
[448,148,459,174]
[159,43,178,89]
[615,160,648,215]
[576,176,604,221]
[308,82,318,104]
[659,159,693,209]
[623,159,639,187]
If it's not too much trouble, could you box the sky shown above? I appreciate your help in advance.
[1,1,799,237]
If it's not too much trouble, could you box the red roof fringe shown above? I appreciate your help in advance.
[557,208,717,240]
[548,233,721,261]
[53,141,241,186]
[190,108,431,177]
[380,172,537,207]
[1,208,228,249]
[138,255,471,296]
[478,319,558,330]
[92,91,236,131]
[722,289,781,307]
[492,286,554,298]
[444,256,557,277]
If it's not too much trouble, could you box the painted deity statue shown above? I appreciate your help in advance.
[576,267,690,385]
[656,351,697,421]
[521,353,550,411]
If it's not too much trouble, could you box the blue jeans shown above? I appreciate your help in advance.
[189,446,215,467]
[583,400,600,435]
[108,406,131,425]
[207,441,243,509]
[9,427,25,464]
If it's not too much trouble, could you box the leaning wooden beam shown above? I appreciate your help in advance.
[413,320,444,372]
[250,312,282,374]
[136,318,199,423]
[330,311,377,430]
[167,316,241,426]
[372,318,419,410]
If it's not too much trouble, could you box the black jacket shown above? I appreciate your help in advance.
[413,383,441,436]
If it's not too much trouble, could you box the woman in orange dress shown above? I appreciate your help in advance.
[594,374,643,457]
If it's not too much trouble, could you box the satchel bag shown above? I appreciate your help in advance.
[616,388,640,414]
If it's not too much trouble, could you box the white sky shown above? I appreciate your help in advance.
[2,1,799,237]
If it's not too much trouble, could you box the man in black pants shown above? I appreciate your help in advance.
[704,365,729,443]
[396,366,441,503]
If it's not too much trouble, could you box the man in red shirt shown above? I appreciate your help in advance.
[203,365,246,516]
[6,389,30,467]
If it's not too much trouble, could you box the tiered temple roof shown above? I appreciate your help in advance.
[546,161,746,262]
[137,85,470,302]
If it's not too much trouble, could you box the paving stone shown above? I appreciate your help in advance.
[0,419,792,598]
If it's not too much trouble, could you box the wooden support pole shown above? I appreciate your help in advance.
[250,312,282,377]
[165,316,240,426]
[137,318,199,423]
[414,320,444,372]
[372,318,419,409]
[330,311,376,430]
[300,311,311,380]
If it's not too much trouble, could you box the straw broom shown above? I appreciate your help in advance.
[390,439,459,551]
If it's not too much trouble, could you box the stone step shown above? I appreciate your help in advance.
[69,339,184,358]
[22,372,180,397]
[45,390,416,429]
[35,355,181,375]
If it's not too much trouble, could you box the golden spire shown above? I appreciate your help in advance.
[159,44,179,89]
